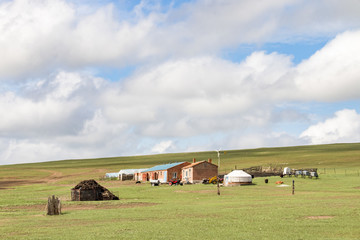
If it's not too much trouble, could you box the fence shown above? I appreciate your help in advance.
[318,168,360,177]
[219,167,360,177]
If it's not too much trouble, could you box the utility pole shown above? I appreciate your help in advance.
[216,149,222,196]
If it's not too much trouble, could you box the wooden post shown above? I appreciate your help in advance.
[46,195,61,215]
[217,166,220,196]
[292,180,295,195]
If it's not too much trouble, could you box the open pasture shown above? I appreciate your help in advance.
[0,143,360,239]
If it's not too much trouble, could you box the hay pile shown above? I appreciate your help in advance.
[73,179,104,190]
[72,179,119,201]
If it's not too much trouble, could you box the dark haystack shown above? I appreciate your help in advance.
[71,179,119,201]
[73,179,104,190]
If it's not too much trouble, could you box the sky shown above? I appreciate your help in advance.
[1,0,360,165]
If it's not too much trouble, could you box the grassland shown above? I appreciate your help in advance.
[0,143,360,239]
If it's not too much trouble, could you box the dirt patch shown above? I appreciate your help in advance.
[0,170,62,188]
[38,169,63,183]
[306,216,334,220]
[175,190,216,194]
[0,187,15,190]
[1,202,157,211]
[354,186,360,189]
[0,168,110,188]
[66,202,157,210]
[0,180,44,188]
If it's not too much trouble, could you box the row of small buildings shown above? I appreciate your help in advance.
[105,158,218,184]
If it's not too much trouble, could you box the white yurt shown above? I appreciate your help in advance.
[224,170,252,186]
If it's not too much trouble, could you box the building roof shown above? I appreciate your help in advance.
[182,160,217,169]
[142,162,185,172]
[105,172,118,178]
[118,169,148,175]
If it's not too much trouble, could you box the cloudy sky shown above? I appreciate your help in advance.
[1,0,360,165]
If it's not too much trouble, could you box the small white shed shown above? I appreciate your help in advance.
[283,167,291,175]
[105,172,119,178]
[224,170,252,186]
[119,169,148,181]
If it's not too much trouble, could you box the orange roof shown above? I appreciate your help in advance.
[182,160,217,169]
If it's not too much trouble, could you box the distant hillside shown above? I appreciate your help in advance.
[2,143,359,180]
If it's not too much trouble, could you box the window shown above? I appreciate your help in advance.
[172,172,177,179]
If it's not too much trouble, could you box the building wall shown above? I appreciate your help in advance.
[135,173,144,181]
[182,168,193,182]
[119,174,134,181]
[71,189,101,201]
[143,173,149,181]
[143,162,191,183]
[193,162,217,182]
[146,170,167,182]
[167,162,191,182]
[182,162,218,183]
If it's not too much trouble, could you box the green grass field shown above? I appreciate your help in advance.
[1,143,360,239]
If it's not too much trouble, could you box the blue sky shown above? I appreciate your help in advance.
[1,0,360,165]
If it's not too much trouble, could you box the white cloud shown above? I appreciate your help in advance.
[2,0,360,80]
[0,0,158,80]
[100,52,292,138]
[1,0,360,164]
[277,0,360,40]
[0,71,106,138]
[226,131,305,150]
[2,29,360,164]
[0,139,66,164]
[294,30,360,101]
[0,0,76,79]
[151,140,176,154]
[300,109,360,144]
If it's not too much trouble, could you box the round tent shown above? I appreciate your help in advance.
[224,170,252,186]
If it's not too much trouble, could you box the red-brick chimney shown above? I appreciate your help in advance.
[208,158,212,163]
[193,158,196,163]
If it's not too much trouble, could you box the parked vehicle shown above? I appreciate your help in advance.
[203,176,223,184]
[150,179,160,186]
[169,180,182,186]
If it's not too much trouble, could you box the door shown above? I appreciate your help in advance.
[163,171,167,182]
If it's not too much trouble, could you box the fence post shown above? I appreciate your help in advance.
[292,180,295,195]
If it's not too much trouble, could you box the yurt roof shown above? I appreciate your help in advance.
[226,170,251,177]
